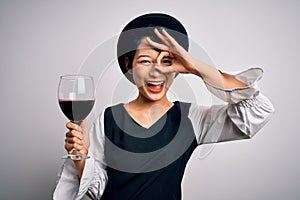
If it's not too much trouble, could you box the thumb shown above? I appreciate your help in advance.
[80,120,88,135]
[156,51,170,65]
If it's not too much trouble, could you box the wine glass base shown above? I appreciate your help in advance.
[61,154,90,160]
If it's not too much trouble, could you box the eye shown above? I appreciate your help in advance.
[139,59,151,65]
[161,58,172,66]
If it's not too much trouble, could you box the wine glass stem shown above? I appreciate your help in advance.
[73,121,82,126]
[71,120,82,155]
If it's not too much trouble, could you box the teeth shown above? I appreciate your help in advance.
[146,81,164,86]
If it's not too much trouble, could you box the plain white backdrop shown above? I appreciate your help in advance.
[0,0,299,199]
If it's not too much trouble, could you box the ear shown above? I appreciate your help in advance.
[125,57,133,74]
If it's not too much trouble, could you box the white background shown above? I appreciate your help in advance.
[0,0,299,199]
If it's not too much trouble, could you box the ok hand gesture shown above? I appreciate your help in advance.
[145,28,202,77]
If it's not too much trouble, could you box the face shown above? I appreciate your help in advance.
[126,38,175,102]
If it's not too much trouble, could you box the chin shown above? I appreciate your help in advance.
[140,86,168,102]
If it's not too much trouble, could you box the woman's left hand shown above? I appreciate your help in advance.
[145,28,201,76]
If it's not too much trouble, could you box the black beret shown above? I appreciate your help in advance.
[117,13,189,82]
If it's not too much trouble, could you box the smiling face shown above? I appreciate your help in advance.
[126,38,175,103]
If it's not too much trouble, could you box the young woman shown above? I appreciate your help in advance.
[53,13,274,200]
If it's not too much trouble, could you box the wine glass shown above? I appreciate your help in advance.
[58,75,95,160]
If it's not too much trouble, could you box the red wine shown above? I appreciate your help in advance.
[59,99,95,122]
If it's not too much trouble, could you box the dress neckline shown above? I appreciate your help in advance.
[120,101,178,130]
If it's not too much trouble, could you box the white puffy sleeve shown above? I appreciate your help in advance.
[189,67,275,144]
[53,111,107,200]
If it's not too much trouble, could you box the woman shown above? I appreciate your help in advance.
[53,13,274,200]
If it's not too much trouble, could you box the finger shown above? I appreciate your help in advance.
[156,51,171,65]
[161,28,179,46]
[65,142,78,153]
[64,142,72,152]
[65,136,84,148]
[66,121,82,132]
[65,135,83,145]
[145,37,169,52]
[65,142,84,153]
[153,28,171,46]
[80,120,88,136]
[80,120,87,129]
[65,130,83,140]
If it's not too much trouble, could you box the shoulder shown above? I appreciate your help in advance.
[175,101,206,113]
[177,101,212,121]
[103,103,124,115]
[101,103,127,126]
[95,103,124,125]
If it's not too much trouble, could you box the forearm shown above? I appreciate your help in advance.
[191,57,247,90]
[54,156,107,200]
[74,160,85,179]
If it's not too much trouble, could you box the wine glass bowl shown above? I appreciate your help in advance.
[58,75,95,160]
[58,99,95,124]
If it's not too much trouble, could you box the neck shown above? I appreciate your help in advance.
[130,94,173,111]
[124,94,174,128]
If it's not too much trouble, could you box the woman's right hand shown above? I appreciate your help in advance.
[65,120,90,157]
[64,120,90,178]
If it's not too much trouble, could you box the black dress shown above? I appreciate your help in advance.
[101,101,198,200]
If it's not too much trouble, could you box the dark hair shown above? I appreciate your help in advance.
[117,13,189,83]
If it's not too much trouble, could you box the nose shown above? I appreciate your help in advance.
[148,64,162,78]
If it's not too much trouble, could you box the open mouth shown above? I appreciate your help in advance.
[145,81,165,93]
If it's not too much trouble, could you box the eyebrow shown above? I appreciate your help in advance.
[136,55,151,59]
[136,54,172,60]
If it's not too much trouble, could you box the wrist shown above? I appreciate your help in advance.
[74,160,86,179]
[185,56,203,77]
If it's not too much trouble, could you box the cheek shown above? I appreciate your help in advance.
[165,74,175,88]
[132,67,147,86]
